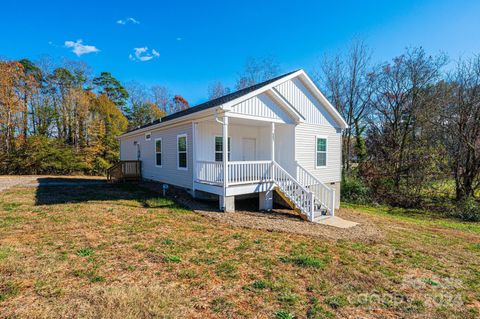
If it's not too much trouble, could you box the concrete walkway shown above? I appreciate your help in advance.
[313,216,359,229]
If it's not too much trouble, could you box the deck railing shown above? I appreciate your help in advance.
[107,160,141,182]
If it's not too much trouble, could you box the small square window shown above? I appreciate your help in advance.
[145,133,151,141]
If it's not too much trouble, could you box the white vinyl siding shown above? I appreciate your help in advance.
[295,123,341,183]
[230,93,293,123]
[177,134,187,170]
[275,78,337,126]
[196,122,271,162]
[120,123,193,189]
[155,138,162,167]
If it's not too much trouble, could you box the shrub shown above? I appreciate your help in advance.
[449,197,480,222]
[341,174,370,203]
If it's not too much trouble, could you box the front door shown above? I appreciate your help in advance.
[242,138,256,161]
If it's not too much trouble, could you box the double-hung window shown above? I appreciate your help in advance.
[177,134,187,169]
[215,136,231,162]
[316,136,327,167]
[155,138,162,167]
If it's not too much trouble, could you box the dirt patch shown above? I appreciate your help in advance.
[197,208,383,243]
[142,182,384,243]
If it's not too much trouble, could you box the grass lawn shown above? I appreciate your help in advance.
[1,183,479,318]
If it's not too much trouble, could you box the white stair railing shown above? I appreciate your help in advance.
[271,161,315,221]
[296,163,335,216]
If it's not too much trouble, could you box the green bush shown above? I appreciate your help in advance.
[341,174,370,203]
[449,197,480,222]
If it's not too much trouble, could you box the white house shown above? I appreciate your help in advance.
[117,69,348,222]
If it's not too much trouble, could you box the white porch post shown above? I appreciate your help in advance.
[192,122,198,196]
[271,122,275,162]
[220,116,235,212]
[271,122,275,181]
[223,116,229,189]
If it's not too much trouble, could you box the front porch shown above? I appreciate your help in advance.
[192,115,288,195]
[191,115,336,221]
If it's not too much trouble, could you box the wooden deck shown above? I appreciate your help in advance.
[107,160,141,183]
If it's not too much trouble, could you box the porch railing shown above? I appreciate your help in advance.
[194,160,334,219]
[196,160,224,184]
[195,160,273,185]
[228,161,272,184]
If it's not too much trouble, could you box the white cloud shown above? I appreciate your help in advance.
[176,37,183,41]
[117,17,140,25]
[64,40,100,56]
[129,47,160,62]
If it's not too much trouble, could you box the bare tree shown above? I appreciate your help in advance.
[208,81,230,100]
[367,47,447,202]
[437,56,480,201]
[151,85,172,114]
[316,40,374,173]
[235,57,281,90]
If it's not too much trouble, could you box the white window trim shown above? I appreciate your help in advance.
[145,132,151,141]
[154,138,162,168]
[214,135,231,162]
[177,134,188,170]
[315,135,328,169]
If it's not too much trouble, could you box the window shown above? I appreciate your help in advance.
[145,133,151,141]
[215,136,231,162]
[177,134,187,169]
[316,136,327,167]
[155,138,162,167]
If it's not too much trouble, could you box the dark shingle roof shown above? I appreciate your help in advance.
[125,70,300,134]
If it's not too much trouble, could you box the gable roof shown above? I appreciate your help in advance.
[125,70,300,134]
[121,69,348,137]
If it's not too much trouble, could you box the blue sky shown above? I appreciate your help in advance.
[1,0,479,105]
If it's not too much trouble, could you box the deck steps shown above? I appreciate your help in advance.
[273,186,310,221]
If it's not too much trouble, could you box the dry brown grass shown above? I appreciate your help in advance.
[0,181,479,318]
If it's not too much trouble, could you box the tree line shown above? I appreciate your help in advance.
[316,42,479,219]
[0,57,188,175]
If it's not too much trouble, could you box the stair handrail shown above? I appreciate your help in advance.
[107,161,122,181]
[296,163,335,216]
[271,161,315,220]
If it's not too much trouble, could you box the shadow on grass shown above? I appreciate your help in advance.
[34,178,179,209]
